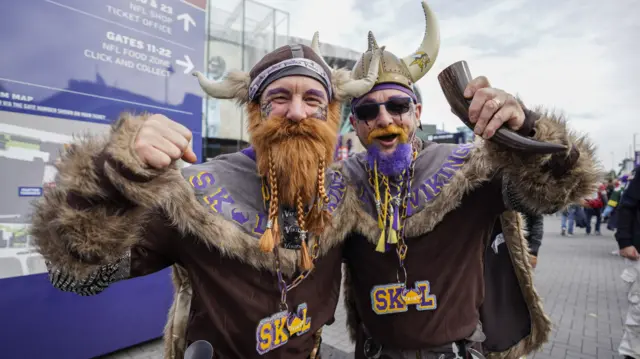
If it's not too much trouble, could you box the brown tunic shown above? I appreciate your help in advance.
[130,216,344,359]
[336,108,601,358]
[122,149,352,359]
[344,180,504,350]
[31,113,355,359]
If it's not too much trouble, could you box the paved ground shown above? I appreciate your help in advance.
[527,216,628,359]
[100,216,631,359]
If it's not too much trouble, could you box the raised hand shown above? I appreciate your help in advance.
[133,114,198,169]
[464,76,525,139]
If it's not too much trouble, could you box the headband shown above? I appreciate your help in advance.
[248,58,332,101]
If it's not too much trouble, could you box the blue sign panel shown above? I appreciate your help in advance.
[0,0,206,160]
[18,187,43,197]
[0,1,207,358]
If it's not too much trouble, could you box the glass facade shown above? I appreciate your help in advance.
[199,1,434,159]
[201,0,290,160]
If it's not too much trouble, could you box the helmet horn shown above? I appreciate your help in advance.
[367,31,380,51]
[192,71,249,100]
[311,31,332,70]
[400,0,441,82]
[312,32,384,99]
[339,46,384,98]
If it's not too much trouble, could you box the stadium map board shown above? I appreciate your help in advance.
[0,0,206,357]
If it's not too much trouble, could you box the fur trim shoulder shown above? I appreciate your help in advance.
[481,108,601,214]
[30,120,149,278]
[174,156,355,275]
[101,114,357,274]
[335,143,496,241]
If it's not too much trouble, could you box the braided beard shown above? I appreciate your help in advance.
[247,102,340,208]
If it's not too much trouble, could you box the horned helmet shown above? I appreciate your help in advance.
[351,0,441,90]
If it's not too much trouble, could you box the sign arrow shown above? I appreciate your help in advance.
[177,13,196,32]
[176,55,194,74]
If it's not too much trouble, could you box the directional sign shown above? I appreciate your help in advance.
[177,12,196,32]
[0,0,207,160]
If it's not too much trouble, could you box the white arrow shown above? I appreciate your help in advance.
[177,13,196,32]
[176,55,194,74]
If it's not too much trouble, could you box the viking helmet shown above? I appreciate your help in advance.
[351,0,440,90]
[193,32,384,103]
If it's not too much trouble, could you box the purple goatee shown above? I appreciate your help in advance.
[366,143,412,177]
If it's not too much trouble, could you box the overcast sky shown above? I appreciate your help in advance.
[252,0,638,170]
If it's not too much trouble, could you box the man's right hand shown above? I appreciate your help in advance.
[620,246,640,260]
[133,114,198,169]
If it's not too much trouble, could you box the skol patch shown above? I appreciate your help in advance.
[256,303,312,355]
[370,281,437,315]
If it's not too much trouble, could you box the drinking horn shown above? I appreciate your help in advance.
[437,61,567,154]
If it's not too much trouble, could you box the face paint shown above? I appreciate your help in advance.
[313,105,328,121]
[260,102,273,119]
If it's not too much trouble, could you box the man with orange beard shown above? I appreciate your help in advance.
[336,1,600,358]
[30,37,383,359]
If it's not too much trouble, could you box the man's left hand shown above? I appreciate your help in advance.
[464,76,525,139]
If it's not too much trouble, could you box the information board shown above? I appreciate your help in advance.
[0,0,206,158]
[0,1,206,357]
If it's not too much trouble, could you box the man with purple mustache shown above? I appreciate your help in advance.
[334,1,600,358]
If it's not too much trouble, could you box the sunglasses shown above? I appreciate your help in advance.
[352,97,413,122]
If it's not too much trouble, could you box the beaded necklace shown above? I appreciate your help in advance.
[367,150,423,304]
[255,178,323,355]
[260,178,321,311]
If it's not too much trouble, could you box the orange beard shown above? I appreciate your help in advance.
[247,101,341,208]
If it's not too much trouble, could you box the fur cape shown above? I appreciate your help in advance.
[30,107,600,359]
[30,113,366,358]
[334,108,600,359]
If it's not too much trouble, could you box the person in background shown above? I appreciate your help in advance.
[561,204,578,236]
[615,167,640,359]
[492,212,543,269]
[346,138,354,157]
[616,170,640,259]
[603,180,622,223]
[606,178,615,199]
[523,212,544,269]
[583,184,607,235]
